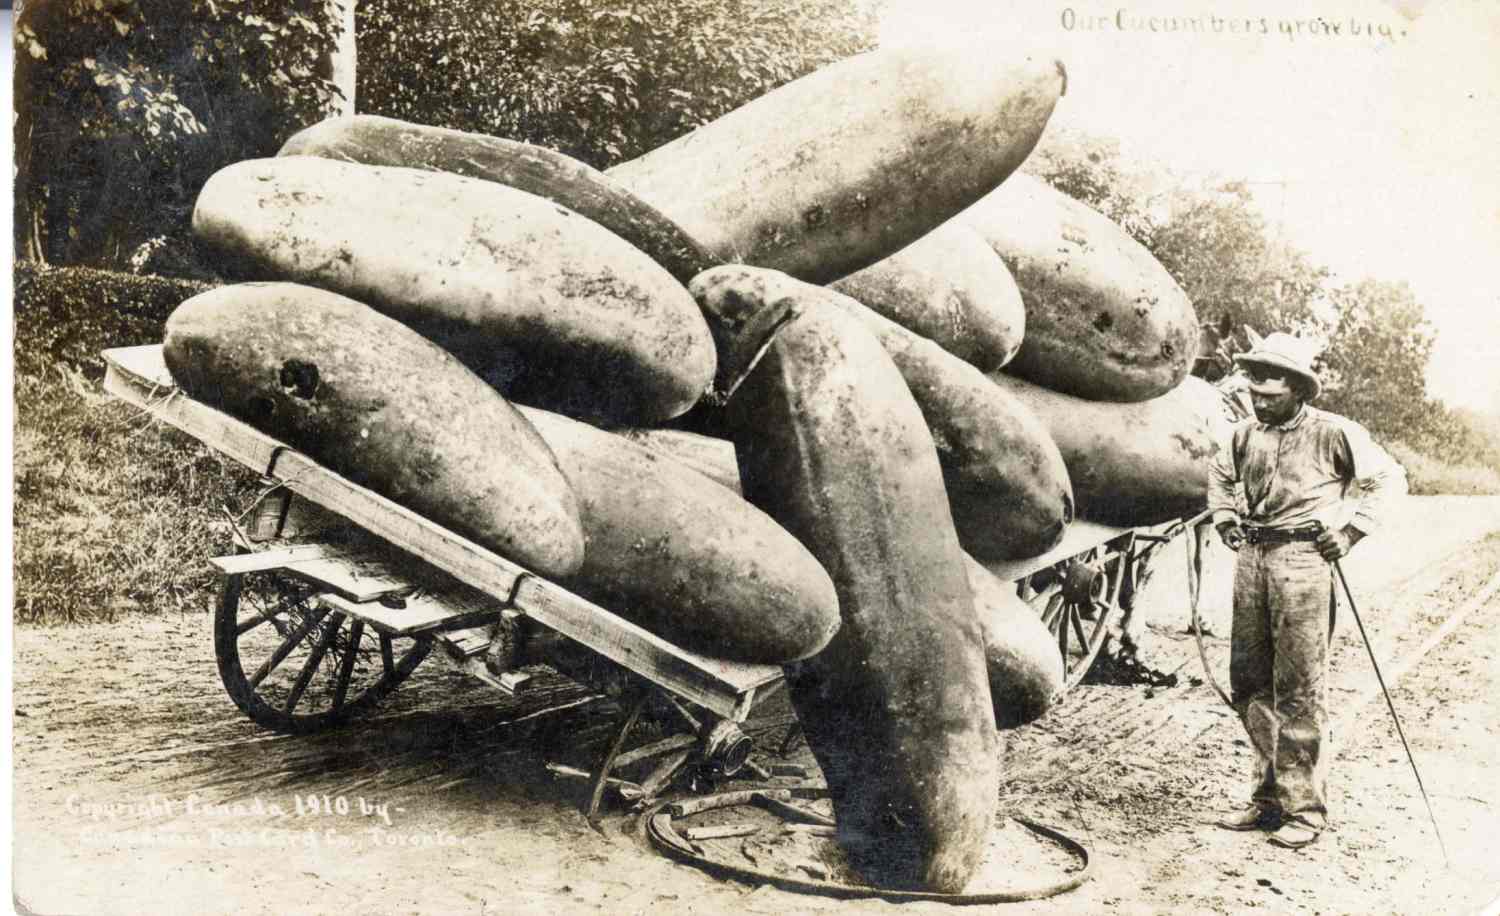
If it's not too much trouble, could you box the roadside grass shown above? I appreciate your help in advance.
[13,263,259,624]
[1387,440,1500,497]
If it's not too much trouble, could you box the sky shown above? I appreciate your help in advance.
[878,0,1500,413]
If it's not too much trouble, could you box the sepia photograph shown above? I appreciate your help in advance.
[8,0,1500,912]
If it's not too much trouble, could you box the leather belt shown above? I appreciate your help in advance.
[1243,523,1321,545]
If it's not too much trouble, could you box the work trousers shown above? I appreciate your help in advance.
[1229,540,1336,824]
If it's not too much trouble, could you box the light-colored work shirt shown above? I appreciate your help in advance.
[1208,404,1407,536]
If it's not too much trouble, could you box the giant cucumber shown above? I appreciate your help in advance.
[279,115,714,285]
[608,43,1065,284]
[961,173,1199,402]
[723,294,998,893]
[830,222,1025,372]
[989,372,1228,525]
[193,156,715,424]
[162,283,586,579]
[516,406,840,665]
[964,556,1064,728]
[695,266,1072,562]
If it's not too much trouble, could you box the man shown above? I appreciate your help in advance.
[1207,332,1407,849]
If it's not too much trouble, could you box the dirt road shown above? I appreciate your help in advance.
[12,496,1500,914]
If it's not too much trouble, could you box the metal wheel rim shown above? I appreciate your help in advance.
[213,570,431,734]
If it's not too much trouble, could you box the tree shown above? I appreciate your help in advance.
[14,0,348,271]
[1317,279,1437,441]
[356,0,876,170]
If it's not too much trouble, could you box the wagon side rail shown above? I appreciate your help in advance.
[102,344,779,722]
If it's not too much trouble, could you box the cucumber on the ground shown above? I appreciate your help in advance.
[695,266,1073,562]
[989,372,1228,525]
[962,173,1199,402]
[830,222,1025,372]
[724,295,998,893]
[608,42,1065,284]
[163,283,586,579]
[279,115,715,286]
[193,157,715,425]
[517,405,840,665]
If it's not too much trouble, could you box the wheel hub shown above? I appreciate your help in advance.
[1061,560,1104,605]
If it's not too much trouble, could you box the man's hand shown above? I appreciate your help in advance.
[1217,520,1246,551]
[1315,525,1363,562]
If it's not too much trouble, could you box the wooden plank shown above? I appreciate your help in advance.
[208,543,346,576]
[105,343,176,387]
[282,555,411,602]
[731,687,759,723]
[104,344,781,713]
[544,763,643,798]
[317,591,505,637]
[684,824,762,841]
[437,652,523,696]
[434,625,496,659]
[512,579,775,719]
[497,671,534,692]
[105,349,282,475]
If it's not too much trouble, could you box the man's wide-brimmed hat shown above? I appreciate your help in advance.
[1233,331,1322,399]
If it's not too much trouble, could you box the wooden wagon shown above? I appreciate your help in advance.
[104,343,1205,818]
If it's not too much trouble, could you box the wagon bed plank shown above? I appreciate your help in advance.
[317,591,506,637]
[104,344,781,720]
[281,555,412,602]
[209,544,348,576]
[435,625,498,659]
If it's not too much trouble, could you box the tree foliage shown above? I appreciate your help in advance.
[15,0,873,273]
[1317,279,1434,437]
[14,0,347,271]
[356,0,876,169]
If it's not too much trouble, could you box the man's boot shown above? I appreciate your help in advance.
[1267,812,1323,848]
[1217,803,1280,831]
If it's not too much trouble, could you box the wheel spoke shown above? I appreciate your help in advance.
[248,604,330,689]
[1018,577,1037,602]
[236,612,276,635]
[1057,602,1072,658]
[332,620,365,711]
[1072,603,1092,650]
[242,588,312,638]
[284,612,345,714]
[1104,556,1122,606]
[380,634,395,678]
[1041,592,1066,630]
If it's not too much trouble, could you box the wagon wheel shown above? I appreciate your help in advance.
[1027,540,1134,692]
[213,570,432,734]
